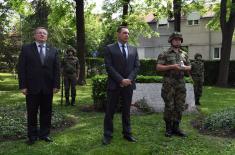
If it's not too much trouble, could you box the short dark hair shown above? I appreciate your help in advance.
[117,26,128,33]
[34,27,48,35]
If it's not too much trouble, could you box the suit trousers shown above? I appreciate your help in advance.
[104,85,133,138]
[26,91,53,139]
[64,76,77,98]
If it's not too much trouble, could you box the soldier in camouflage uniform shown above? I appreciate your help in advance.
[191,53,204,105]
[62,47,80,106]
[156,32,191,137]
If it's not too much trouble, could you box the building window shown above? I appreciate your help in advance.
[194,20,199,25]
[187,11,200,26]
[213,47,221,59]
[188,20,193,25]
[158,23,168,27]
[157,18,169,28]
[188,20,199,25]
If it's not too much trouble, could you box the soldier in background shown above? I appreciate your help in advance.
[61,47,80,106]
[191,53,204,106]
[156,32,191,137]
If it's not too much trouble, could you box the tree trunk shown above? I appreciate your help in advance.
[34,0,50,27]
[173,0,181,32]
[216,0,235,87]
[122,0,130,26]
[216,27,234,87]
[75,0,86,85]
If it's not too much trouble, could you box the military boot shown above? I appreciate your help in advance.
[65,97,70,106]
[71,97,75,106]
[172,121,187,137]
[165,121,173,137]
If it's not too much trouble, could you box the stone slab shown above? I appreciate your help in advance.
[132,83,197,113]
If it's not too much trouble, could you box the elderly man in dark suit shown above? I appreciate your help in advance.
[102,26,140,145]
[18,27,60,145]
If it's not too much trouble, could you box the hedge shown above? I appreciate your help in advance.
[86,58,235,86]
[91,75,192,111]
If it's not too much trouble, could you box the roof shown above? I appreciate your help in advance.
[145,11,215,23]
[144,13,157,23]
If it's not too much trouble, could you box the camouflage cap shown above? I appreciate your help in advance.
[66,47,76,55]
[168,32,183,43]
[194,53,202,59]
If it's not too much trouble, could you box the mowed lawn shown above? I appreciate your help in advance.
[1,73,235,155]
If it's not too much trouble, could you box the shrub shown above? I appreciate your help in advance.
[139,59,158,76]
[203,107,235,131]
[91,75,107,111]
[133,97,154,113]
[92,75,192,111]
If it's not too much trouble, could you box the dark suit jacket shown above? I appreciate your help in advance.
[18,42,60,94]
[104,43,140,90]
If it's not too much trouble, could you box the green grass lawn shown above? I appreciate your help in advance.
[1,73,235,155]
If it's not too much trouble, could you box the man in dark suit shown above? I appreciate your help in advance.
[102,26,140,145]
[18,27,60,145]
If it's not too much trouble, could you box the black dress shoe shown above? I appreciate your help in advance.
[165,130,173,137]
[39,136,53,142]
[26,138,37,145]
[123,135,137,142]
[102,136,111,145]
[172,129,187,137]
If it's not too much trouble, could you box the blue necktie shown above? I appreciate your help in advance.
[39,44,45,64]
[122,44,126,59]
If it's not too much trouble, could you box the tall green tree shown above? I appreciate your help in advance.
[99,0,157,55]
[20,0,50,43]
[0,0,27,72]
[145,0,206,32]
[75,0,86,85]
[47,0,76,49]
[216,0,235,87]
[84,4,104,56]
[173,0,181,31]
[122,0,131,25]
[31,0,50,27]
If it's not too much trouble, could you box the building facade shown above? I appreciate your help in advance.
[137,12,235,60]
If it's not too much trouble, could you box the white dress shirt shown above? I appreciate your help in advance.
[35,42,46,57]
[118,41,128,59]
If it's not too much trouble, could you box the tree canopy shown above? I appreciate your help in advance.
[0,0,234,86]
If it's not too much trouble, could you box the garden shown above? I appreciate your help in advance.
[1,73,235,155]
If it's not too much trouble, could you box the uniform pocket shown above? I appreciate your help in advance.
[166,56,176,64]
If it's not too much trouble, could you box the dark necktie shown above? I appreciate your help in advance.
[39,44,45,64]
[122,44,127,59]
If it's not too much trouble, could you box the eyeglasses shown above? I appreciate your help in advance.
[36,31,48,35]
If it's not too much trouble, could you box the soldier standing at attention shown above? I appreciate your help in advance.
[156,32,191,137]
[62,47,80,106]
[191,53,204,106]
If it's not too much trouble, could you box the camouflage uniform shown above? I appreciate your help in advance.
[157,32,190,137]
[191,53,204,105]
[62,48,79,106]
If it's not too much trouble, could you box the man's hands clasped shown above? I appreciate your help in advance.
[120,79,132,87]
